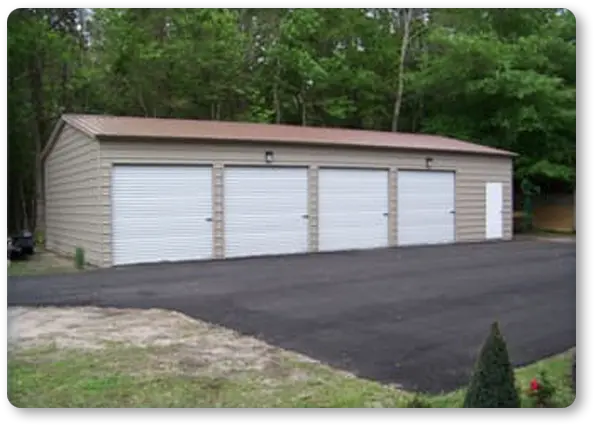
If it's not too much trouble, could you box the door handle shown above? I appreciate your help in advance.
[449,210,456,214]
[205,217,213,222]
[302,214,309,219]
[383,213,389,217]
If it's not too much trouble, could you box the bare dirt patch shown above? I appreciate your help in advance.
[7,306,335,383]
[7,307,574,408]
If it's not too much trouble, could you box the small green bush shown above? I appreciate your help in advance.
[404,394,430,408]
[463,321,521,408]
[74,247,85,269]
[34,230,45,246]
[525,371,556,408]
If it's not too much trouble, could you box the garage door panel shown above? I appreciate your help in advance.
[397,171,455,246]
[398,213,450,225]
[113,201,209,211]
[226,220,304,233]
[398,230,451,243]
[113,218,207,233]
[112,165,213,265]
[326,196,385,210]
[321,227,384,241]
[321,211,385,225]
[319,169,388,252]
[225,167,308,258]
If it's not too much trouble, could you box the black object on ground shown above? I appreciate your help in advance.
[8,230,35,260]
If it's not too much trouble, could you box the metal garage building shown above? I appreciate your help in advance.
[42,114,515,267]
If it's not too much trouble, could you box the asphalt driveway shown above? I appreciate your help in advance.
[8,239,576,393]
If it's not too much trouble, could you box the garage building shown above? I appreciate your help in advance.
[41,114,515,267]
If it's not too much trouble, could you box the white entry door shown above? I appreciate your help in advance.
[486,182,504,239]
[224,167,308,258]
[111,165,213,266]
[318,168,389,252]
[397,170,456,245]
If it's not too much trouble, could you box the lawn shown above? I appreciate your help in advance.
[8,249,81,276]
[7,344,575,408]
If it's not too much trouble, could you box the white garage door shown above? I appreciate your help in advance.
[225,167,308,258]
[111,165,213,266]
[319,168,389,252]
[397,170,455,246]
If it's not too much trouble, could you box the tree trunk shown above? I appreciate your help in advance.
[60,61,69,113]
[412,89,425,133]
[20,180,29,230]
[273,58,282,124]
[209,101,222,120]
[138,90,149,117]
[391,9,413,132]
[270,12,284,124]
[415,37,426,133]
[29,52,46,233]
[298,86,307,126]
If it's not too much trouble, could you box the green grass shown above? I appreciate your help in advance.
[532,228,576,236]
[424,350,576,408]
[7,345,576,408]
[8,250,81,277]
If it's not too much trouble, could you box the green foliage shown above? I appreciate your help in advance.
[571,351,576,394]
[34,230,45,246]
[7,8,575,231]
[463,321,521,408]
[74,247,85,270]
[404,394,431,408]
[525,371,556,407]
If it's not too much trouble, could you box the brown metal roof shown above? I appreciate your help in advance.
[60,113,515,157]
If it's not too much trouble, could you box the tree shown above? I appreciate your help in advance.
[463,321,521,408]
[6,8,576,234]
[409,8,575,186]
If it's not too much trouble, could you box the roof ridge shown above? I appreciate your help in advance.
[55,113,516,157]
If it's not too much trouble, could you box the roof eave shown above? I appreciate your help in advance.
[41,115,101,162]
[95,134,517,158]
[40,118,66,162]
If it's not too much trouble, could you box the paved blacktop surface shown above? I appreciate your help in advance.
[7,239,576,393]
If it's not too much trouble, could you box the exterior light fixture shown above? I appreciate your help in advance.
[265,151,274,163]
[425,157,434,169]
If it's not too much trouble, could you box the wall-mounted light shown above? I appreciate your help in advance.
[425,157,434,169]
[265,151,274,164]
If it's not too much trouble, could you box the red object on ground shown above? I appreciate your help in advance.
[530,378,540,391]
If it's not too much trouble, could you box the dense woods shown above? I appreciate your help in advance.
[7,8,576,233]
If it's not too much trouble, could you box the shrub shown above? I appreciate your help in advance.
[525,371,556,408]
[463,321,521,408]
[34,230,45,246]
[74,247,85,269]
[404,394,430,408]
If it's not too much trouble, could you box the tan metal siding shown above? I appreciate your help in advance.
[45,124,101,265]
[212,163,225,258]
[99,140,513,266]
[388,167,398,245]
[308,166,319,252]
